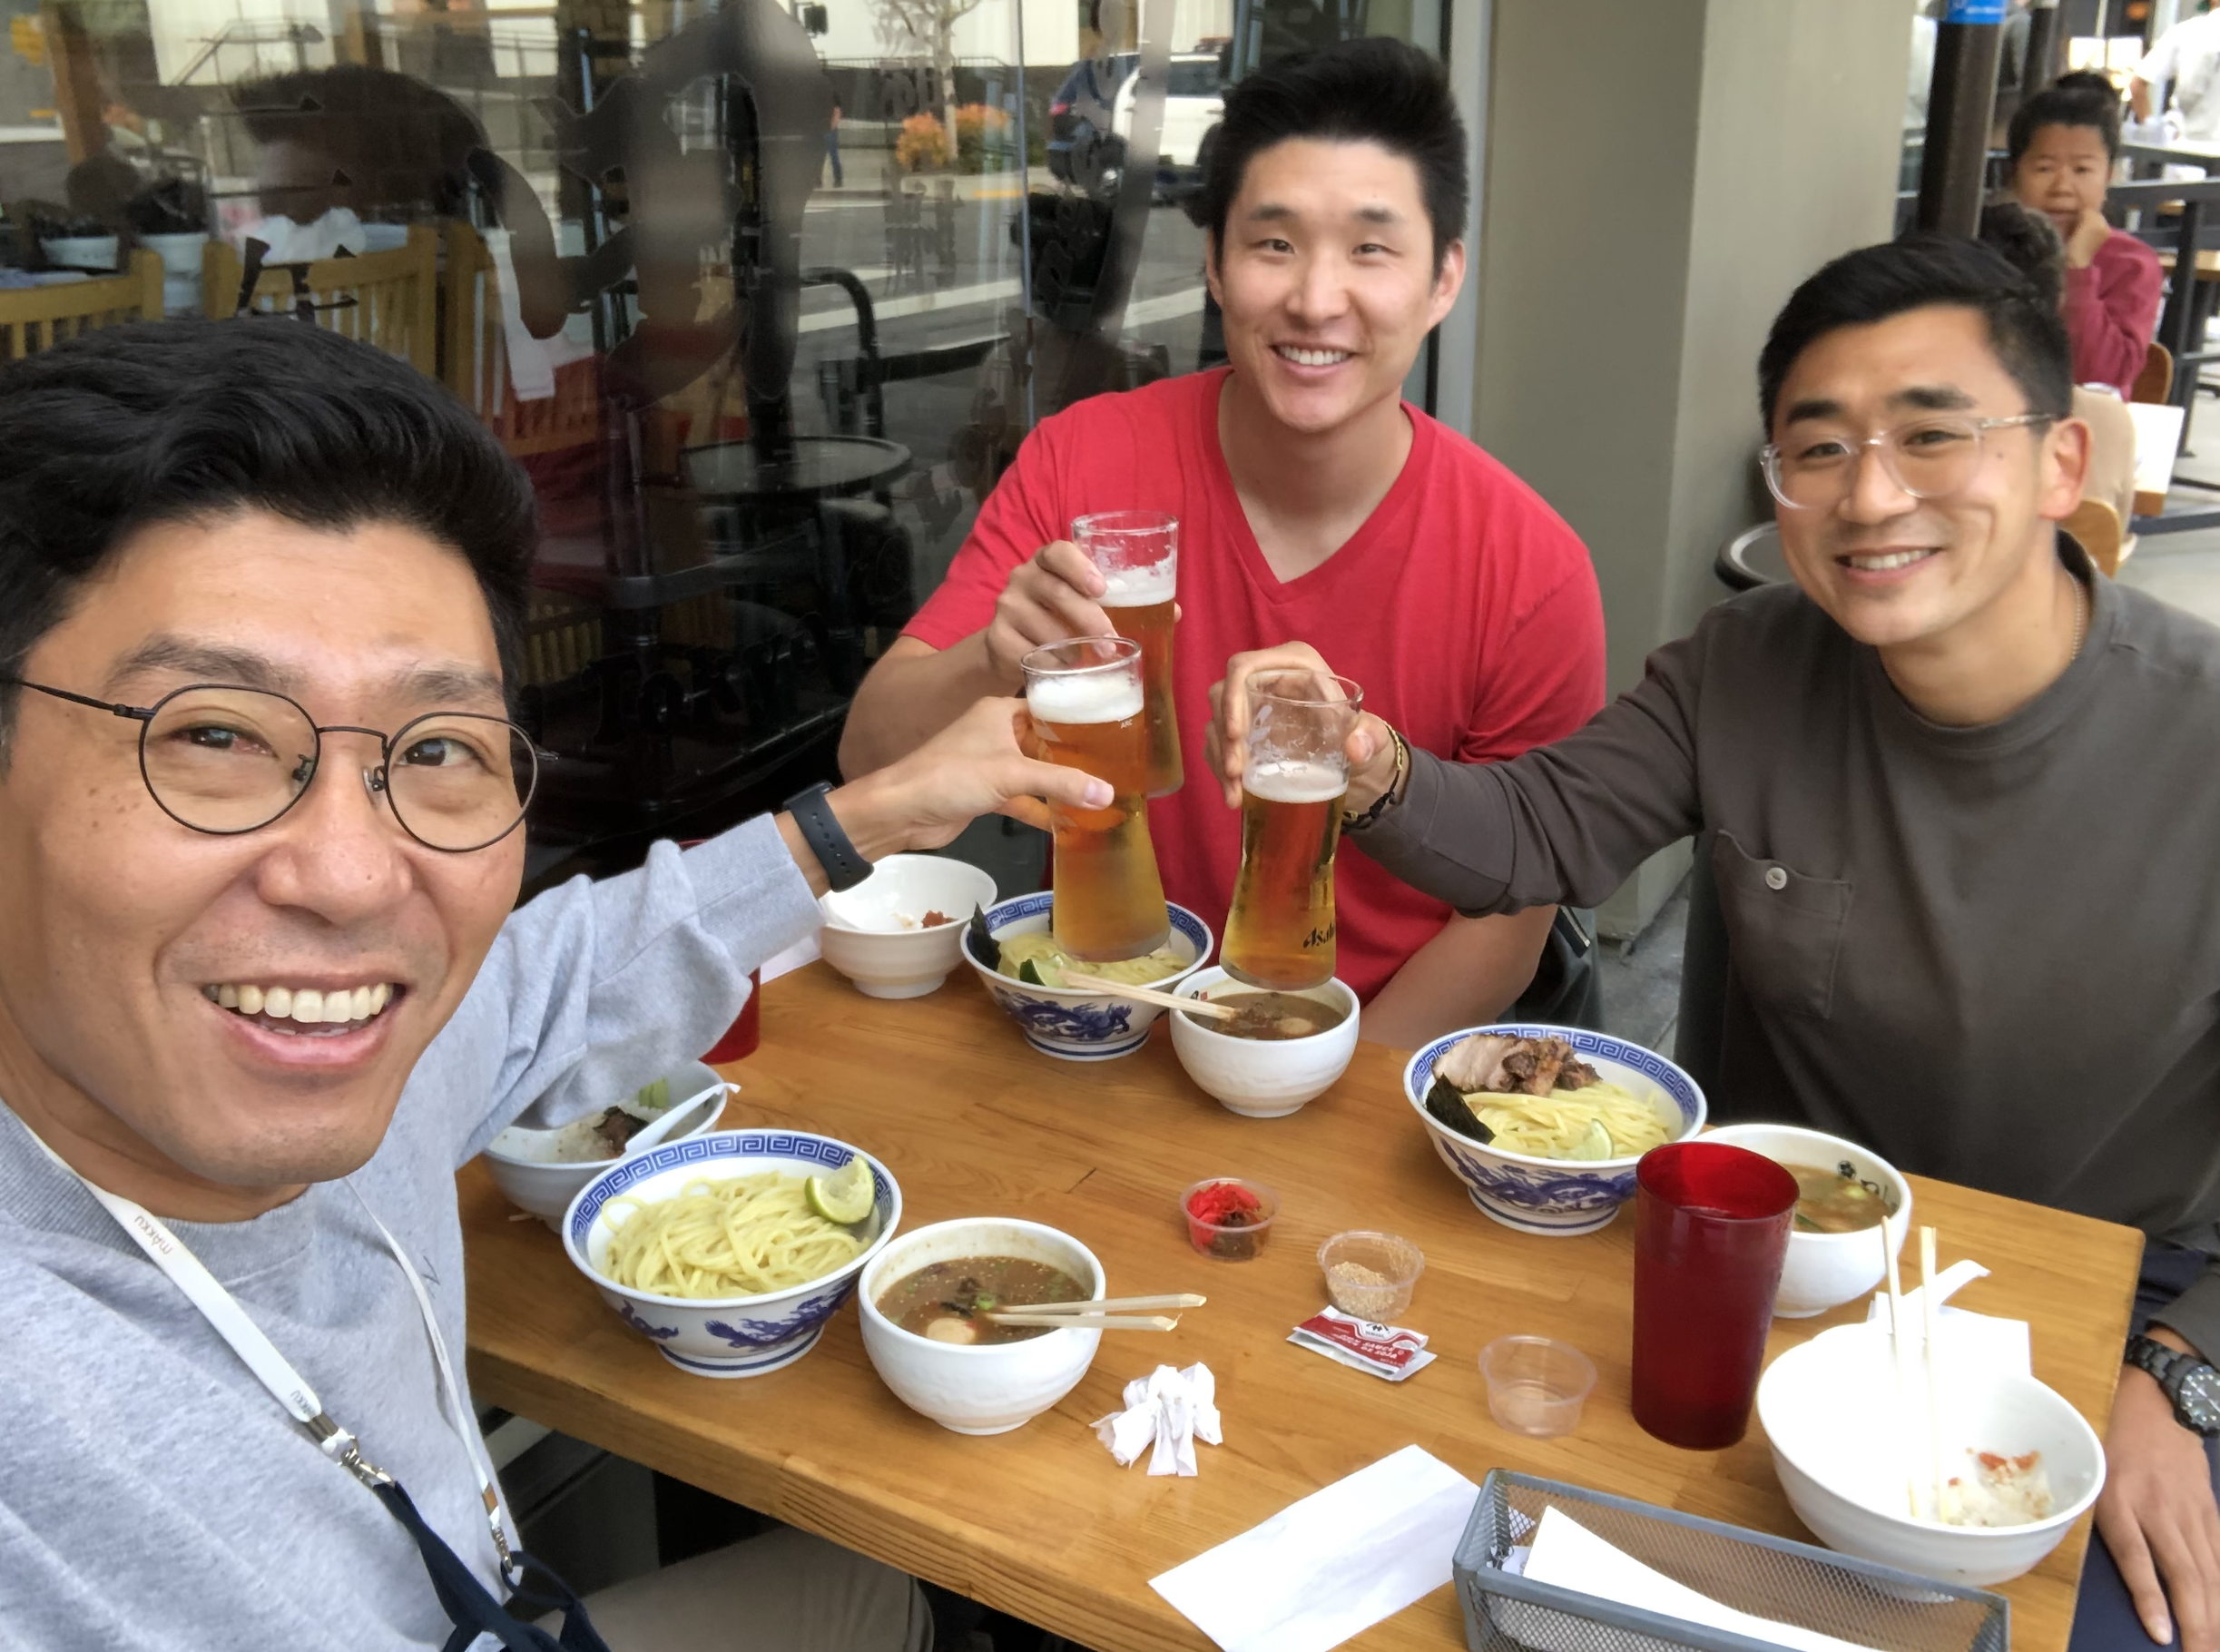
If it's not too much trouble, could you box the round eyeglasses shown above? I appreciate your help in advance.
[3,679,539,852]
[1760,412,2055,511]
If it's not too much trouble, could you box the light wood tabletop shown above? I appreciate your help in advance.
[463,962,2143,1652]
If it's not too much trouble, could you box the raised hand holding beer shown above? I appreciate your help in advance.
[1207,643,1400,813]
[983,541,1119,683]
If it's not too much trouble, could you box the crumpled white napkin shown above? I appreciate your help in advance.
[1862,1257,2032,1373]
[1092,1362,1222,1476]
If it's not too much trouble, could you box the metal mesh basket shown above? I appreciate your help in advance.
[1455,1471,2009,1652]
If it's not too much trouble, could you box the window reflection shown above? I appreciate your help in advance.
[0,0,1429,878]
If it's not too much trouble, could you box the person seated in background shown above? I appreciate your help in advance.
[1208,236,2220,1652]
[2009,73,2163,394]
[0,320,1106,1652]
[838,39,1606,1049]
[1979,200,2140,554]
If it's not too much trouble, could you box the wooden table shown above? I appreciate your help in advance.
[464,964,2144,1652]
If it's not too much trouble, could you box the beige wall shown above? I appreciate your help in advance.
[1470,0,1907,936]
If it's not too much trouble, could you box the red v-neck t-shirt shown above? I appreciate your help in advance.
[904,369,1606,1002]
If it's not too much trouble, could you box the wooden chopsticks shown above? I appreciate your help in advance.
[981,1293,1206,1332]
[1055,972,1238,1018]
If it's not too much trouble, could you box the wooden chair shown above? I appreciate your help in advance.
[443,221,602,458]
[2133,340,2175,406]
[0,251,163,361]
[2066,497,2127,577]
[201,226,438,378]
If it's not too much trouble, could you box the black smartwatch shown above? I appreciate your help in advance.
[2127,1333,2220,1438]
[783,782,870,893]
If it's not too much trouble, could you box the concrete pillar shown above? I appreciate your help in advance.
[1468,0,1906,938]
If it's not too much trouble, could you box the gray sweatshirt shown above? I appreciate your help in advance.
[0,821,821,1650]
[1354,561,2220,1354]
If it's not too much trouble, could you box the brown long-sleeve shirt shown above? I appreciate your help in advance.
[1354,552,2220,1353]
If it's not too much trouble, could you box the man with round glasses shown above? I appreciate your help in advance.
[0,320,1115,1650]
[1203,233,2220,1652]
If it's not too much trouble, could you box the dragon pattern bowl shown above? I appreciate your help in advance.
[562,1129,901,1378]
[1400,1024,1706,1236]
[959,892,1213,1060]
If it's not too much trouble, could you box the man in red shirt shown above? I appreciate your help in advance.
[840,39,1605,1047]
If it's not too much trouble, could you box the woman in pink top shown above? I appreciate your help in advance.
[2009,74,2163,394]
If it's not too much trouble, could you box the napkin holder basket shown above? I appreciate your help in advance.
[1455,1471,2009,1652]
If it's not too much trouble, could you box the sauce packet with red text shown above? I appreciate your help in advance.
[1288,1307,1436,1382]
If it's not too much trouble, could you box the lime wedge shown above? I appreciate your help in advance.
[807,1156,874,1225]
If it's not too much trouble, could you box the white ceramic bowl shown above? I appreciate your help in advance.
[1400,1024,1706,1235]
[959,892,1212,1060]
[562,1128,901,1379]
[817,854,998,999]
[1703,1124,1913,1318]
[1168,968,1360,1117]
[859,1217,1105,1434]
[1759,1323,2105,1586]
[482,1060,729,1228]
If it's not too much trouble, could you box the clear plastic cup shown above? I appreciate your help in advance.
[1479,1336,1597,1439]
[1317,1231,1425,1321]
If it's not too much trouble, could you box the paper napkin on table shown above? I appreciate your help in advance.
[1518,1507,1886,1652]
[1092,1362,1221,1476]
[1861,1257,2031,1374]
[1149,1444,1478,1652]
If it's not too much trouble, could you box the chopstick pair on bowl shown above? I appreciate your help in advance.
[983,1292,1206,1332]
[1048,970,1238,1020]
[1881,1222,1950,1520]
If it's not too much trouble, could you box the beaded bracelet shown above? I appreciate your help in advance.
[1342,725,1410,832]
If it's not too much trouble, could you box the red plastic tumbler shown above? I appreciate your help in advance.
[680,838,762,1064]
[1630,1141,1797,1450]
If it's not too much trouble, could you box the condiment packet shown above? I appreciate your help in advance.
[1092,1362,1222,1476]
[1288,1307,1436,1382]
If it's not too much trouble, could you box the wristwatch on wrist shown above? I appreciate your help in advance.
[2127,1333,2220,1437]
[782,782,871,893]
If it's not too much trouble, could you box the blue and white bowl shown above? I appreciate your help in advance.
[959,892,1212,1061]
[561,1129,901,1378]
[1401,1024,1706,1236]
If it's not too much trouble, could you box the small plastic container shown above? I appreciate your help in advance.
[1317,1231,1425,1320]
[1479,1336,1596,1439]
[1181,1177,1278,1261]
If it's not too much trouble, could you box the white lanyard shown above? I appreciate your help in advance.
[25,1128,517,1579]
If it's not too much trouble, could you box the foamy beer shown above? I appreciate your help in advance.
[1223,671,1364,990]
[1073,511,1181,797]
[1020,637,1172,960]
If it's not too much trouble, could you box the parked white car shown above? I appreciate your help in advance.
[1052,50,1226,201]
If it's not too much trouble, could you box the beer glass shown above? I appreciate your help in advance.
[1073,511,1181,797]
[1223,670,1362,990]
[1020,637,1171,961]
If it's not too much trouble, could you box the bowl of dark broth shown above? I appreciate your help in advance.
[860,1217,1106,1433]
[1169,966,1361,1117]
[1704,1125,1913,1317]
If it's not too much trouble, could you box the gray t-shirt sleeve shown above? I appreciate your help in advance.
[1351,625,1707,914]
[427,814,823,1166]
[2156,1271,2220,1364]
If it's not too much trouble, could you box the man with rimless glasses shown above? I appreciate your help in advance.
[1204,235,2220,1652]
[0,320,1110,1651]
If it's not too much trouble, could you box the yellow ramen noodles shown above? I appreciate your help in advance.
[599,1171,868,1298]
[1467,1081,1675,1161]
[995,930,1184,987]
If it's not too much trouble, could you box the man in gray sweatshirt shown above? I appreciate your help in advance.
[0,320,1114,1649]
[1206,236,2220,1652]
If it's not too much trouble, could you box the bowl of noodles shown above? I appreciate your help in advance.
[1400,1024,1704,1236]
[561,1129,901,1378]
[958,892,1213,1060]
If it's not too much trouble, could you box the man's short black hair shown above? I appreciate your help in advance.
[1977,200,2068,314]
[1188,38,1468,272]
[0,319,536,752]
[2008,74,2122,162]
[1756,234,2072,429]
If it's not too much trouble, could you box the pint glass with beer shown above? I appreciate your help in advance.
[1020,637,1172,961]
[1223,671,1363,990]
[1073,511,1181,797]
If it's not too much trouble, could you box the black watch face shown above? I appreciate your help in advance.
[2176,1363,2220,1436]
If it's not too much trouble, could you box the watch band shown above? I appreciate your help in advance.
[1343,726,1410,833]
[783,782,870,892]
[2127,1333,2220,1436]
[2128,1332,2186,1388]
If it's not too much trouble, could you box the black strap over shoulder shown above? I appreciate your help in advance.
[370,1480,613,1652]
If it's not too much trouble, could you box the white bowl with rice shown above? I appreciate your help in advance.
[1400,1024,1706,1236]
[482,1060,730,1228]
[817,854,997,999]
[561,1128,902,1378]
[1759,1323,2105,1585]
